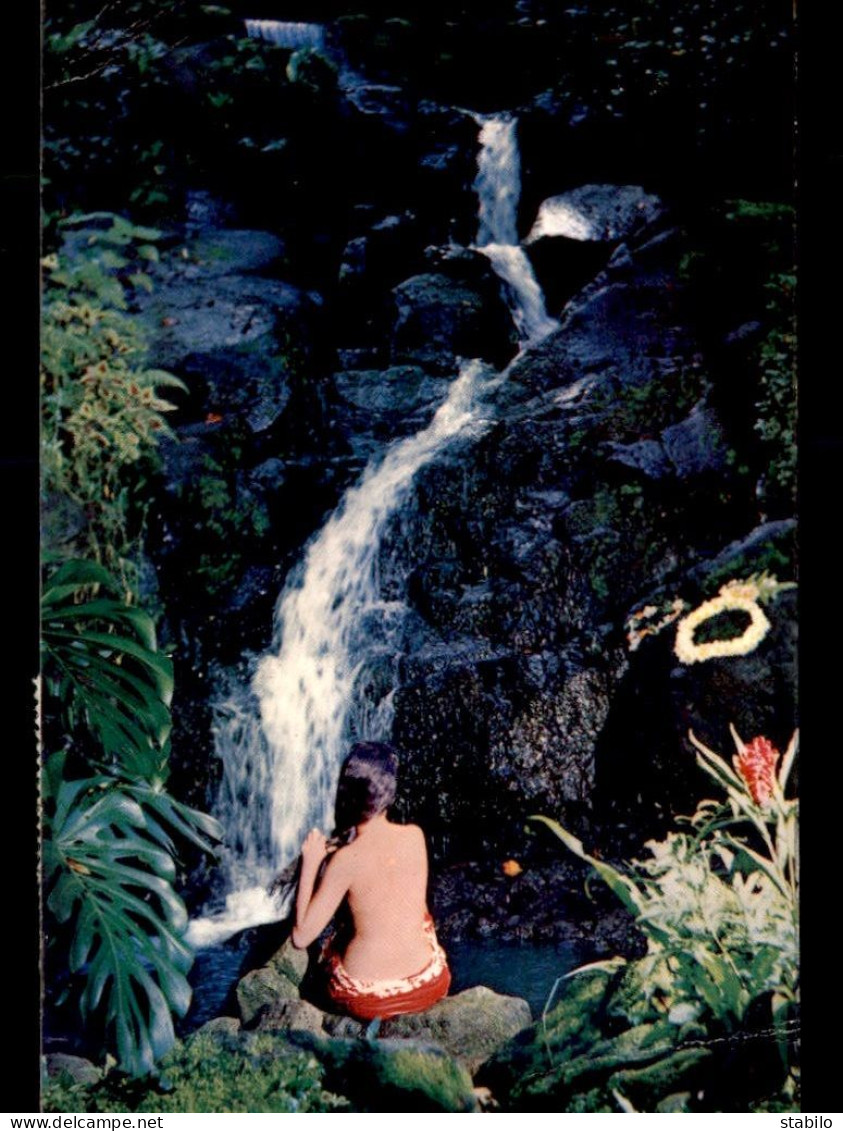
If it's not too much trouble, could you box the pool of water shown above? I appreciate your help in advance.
[183,933,590,1032]
[447,937,589,1018]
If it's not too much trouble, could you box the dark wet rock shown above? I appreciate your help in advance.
[343,82,411,128]
[43,1053,101,1085]
[607,439,673,479]
[253,998,326,1035]
[237,966,301,1027]
[661,399,729,478]
[195,1016,241,1036]
[526,185,664,245]
[333,365,450,420]
[249,456,287,494]
[387,219,794,860]
[184,190,238,233]
[136,272,312,375]
[336,212,424,348]
[176,342,294,433]
[505,275,688,400]
[187,229,287,277]
[687,519,797,588]
[380,986,531,1074]
[432,859,643,954]
[154,423,223,495]
[390,271,514,373]
[227,565,277,614]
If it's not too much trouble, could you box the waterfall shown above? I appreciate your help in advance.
[244,19,326,52]
[472,115,559,345]
[187,110,559,950]
[189,362,496,947]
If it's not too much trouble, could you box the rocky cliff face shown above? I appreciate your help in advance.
[384,219,795,857]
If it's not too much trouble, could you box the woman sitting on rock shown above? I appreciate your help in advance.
[292,741,451,1021]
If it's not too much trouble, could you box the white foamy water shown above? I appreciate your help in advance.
[187,886,282,948]
[480,243,560,344]
[189,361,495,946]
[244,19,326,51]
[256,361,490,862]
[472,114,560,345]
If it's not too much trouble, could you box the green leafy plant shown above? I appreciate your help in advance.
[524,724,799,1110]
[41,560,222,1076]
[42,1030,350,1112]
[43,757,219,1076]
[41,215,185,592]
[42,559,174,781]
[172,449,271,596]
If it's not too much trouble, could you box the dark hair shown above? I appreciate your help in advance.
[333,741,399,835]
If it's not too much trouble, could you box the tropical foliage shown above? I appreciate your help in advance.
[516,725,799,1111]
[42,559,173,781]
[41,214,185,595]
[41,559,222,1076]
[41,213,221,1076]
[42,1030,349,1113]
[43,757,218,1075]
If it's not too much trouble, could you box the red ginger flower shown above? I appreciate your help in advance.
[733,736,781,806]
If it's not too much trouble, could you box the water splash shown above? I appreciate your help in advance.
[244,19,326,51]
[189,361,495,945]
[472,114,559,345]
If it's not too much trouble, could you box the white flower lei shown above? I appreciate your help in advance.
[674,580,772,664]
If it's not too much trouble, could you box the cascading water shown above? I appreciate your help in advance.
[472,114,560,344]
[244,19,326,51]
[188,113,558,949]
[188,362,496,946]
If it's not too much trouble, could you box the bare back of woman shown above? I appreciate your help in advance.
[338,815,430,979]
[291,742,450,1019]
[291,814,435,978]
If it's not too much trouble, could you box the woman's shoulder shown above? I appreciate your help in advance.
[391,820,424,839]
[392,821,427,854]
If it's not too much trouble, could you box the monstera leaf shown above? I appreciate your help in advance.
[42,559,174,782]
[43,757,222,1076]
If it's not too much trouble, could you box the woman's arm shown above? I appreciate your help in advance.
[291,828,353,949]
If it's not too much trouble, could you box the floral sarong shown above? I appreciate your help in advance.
[323,914,451,1021]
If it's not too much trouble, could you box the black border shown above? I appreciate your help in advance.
[2,0,42,1114]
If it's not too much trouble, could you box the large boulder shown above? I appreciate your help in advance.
[236,966,301,1027]
[186,228,288,276]
[43,1054,101,1086]
[526,185,664,245]
[252,998,326,1036]
[333,365,451,425]
[132,225,326,434]
[380,986,531,1074]
[267,937,310,990]
[389,271,514,373]
[322,986,531,1075]
[288,1031,478,1112]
